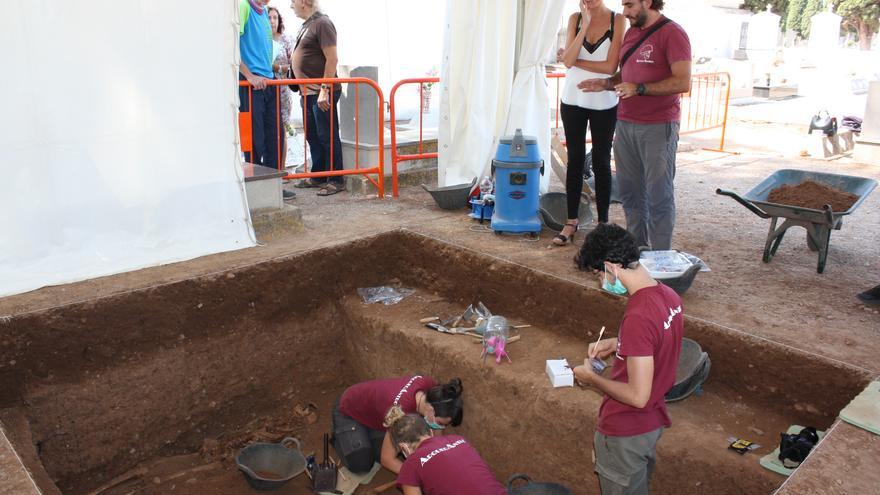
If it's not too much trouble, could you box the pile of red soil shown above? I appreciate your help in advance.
[767,180,858,211]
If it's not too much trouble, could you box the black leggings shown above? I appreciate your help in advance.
[559,102,617,223]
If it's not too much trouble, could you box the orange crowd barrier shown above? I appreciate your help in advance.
[388,77,440,199]
[680,72,731,152]
[239,77,386,198]
[547,71,731,152]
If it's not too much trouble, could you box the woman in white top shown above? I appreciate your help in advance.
[553,0,626,246]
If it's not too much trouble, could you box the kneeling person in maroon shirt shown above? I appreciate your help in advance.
[573,223,683,495]
[388,412,506,495]
[333,376,464,475]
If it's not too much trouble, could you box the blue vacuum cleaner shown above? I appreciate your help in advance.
[491,129,543,234]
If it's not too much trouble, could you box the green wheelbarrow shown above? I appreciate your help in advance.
[716,169,876,273]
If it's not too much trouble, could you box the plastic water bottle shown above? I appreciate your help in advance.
[484,315,509,352]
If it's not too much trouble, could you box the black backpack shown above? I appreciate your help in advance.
[778,426,820,469]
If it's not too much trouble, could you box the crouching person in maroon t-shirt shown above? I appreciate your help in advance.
[387,411,506,495]
[332,376,464,475]
[573,223,683,495]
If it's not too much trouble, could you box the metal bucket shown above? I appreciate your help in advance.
[236,437,307,490]
[507,474,572,495]
[665,338,711,402]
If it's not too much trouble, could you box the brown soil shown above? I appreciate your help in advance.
[0,232,872,495]
[767,180,859,211]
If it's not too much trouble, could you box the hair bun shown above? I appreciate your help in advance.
[383,405,406,428]
[444,378,463,398]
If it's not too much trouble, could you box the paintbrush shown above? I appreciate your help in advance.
[590,326,606,359]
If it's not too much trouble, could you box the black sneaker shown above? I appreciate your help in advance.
[857,284,880,305]
[283,189,296,200]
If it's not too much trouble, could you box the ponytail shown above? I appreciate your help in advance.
[426,378,464,426]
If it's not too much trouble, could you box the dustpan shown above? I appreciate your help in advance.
[539,192,593,231]
[421,177,477,210]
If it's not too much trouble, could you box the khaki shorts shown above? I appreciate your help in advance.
[593,428,663,495]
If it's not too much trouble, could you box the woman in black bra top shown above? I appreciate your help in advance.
[555,1,626,246]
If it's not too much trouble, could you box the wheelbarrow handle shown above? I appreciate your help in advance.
[716,188,771,219]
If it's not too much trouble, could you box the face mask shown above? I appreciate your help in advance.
[602,265,627,295]
[425,418,446,430]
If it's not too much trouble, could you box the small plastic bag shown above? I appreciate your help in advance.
[357,286,416,305]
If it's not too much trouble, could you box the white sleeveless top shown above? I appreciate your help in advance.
[560,13,618,111]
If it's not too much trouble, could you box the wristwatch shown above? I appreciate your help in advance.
[636,83,646,96]
[320,83,330,92]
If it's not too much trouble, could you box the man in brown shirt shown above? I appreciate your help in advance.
[291,0,344,195]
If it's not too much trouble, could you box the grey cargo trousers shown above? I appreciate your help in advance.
[613,120,680,250]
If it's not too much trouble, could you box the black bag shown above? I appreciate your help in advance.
[808,110,837,136]
[778,426,820,468]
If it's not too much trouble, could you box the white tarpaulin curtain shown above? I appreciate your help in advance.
[0,1,255,297]
[504,0,566,193]
[438,1,518,187]
[439,0,564,189]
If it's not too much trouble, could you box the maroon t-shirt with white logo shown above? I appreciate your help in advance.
[598,283,683,437]
[338,376,436,431]
[617,17,691,124]
[397,435,506,495]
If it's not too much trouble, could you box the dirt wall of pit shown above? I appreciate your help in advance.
[0,230,873,494]
[0,236,393,493]
[385,232,873,426]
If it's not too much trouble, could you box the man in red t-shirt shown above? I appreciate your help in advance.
[574,223,683,494]
[578,0,691,250]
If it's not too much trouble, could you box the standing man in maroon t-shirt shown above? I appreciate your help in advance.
[578,0,691,250]
[573,223,683,494]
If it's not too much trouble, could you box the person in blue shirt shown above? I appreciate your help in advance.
[239,0,294,199]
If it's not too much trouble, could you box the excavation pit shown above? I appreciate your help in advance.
[0,231,873,494]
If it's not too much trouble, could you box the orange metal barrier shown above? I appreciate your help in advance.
[546,71,731,152]
[238,77,385,198]
[680,72,731,152]
[389,77,440,198]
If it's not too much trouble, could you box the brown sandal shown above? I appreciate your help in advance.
[316,183,345,196]
[552,222,578,246]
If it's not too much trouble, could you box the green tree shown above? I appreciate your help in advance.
[740,0,790,15]
[798,0,827,38]
[834,0,880,49]
[785,0,807,33]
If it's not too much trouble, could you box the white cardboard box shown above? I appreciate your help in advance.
[546,359,574,388]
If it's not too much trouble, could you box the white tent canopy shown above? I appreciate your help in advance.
[439,0,565,190]
[505,0,567,193]
[0,1,255,297]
